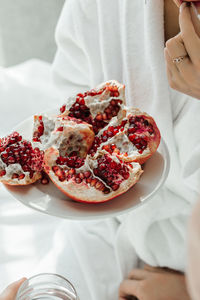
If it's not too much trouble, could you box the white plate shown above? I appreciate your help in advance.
[4,116,170,220]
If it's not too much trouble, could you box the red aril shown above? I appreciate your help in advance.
[0,132,43,185]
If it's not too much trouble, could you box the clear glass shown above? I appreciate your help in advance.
[15,273,78,300]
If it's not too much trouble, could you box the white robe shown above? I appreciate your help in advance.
[0,0,200,299]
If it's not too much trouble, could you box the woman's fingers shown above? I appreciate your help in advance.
[164,48,189,92]
[128,268,150,280]
[0,278,26,300]
[179,2,200,64]
[165,38,198,87]
[119,280,140,299]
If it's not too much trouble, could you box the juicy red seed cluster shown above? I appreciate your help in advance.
[89,120,127,156]
[56,155,85,169]
[52,166,110,194]
[128,135,148,154]
[86,88,105,97]
[93,155,129,191]
[106,84,120,97]
[33,116,44,142]
[68,97,91,122]
[102,144,120,155]
[128,116,154,135]
[127,116,154,153]
[60,87,122,135]
[0,132,43,179]
[94,99,122,124]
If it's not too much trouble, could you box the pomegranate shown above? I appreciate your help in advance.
[89,109,161,164]
[59,80,125,134]
[44,148,142,203]
[0,132,43,185]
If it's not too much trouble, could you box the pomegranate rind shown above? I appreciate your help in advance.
[44,147,143,203]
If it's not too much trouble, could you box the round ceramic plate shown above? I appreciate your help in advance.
[4,116,170,220]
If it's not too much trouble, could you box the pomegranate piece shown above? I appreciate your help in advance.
[88,109,161,164]
[32,115,95,158]
[0,132,43,185]
[59,80,125,134]
[44,146,142,203]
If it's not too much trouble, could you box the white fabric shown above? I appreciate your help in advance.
[0,0,200,299]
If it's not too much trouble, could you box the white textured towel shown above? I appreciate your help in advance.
[0,0,200,299]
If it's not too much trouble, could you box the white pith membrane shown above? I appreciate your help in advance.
[59,80,126,134]
[89,108,161,165]
[44,147,143,203]
[0,132,43,185]
[32,115,95,156]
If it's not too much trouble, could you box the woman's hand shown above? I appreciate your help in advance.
[119,265,191,300]
[0,278,26,300]
[164,2,200,99]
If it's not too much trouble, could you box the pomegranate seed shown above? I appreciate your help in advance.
[95,114,102,121]
[60,105,66,114]
[86,178,92,183]
[111,100,116,106]
[57,127,64,132]
[84,171,91,178]
[59,176,66,182]
[95,181,103,189]
[91,179,97,187]
[0,170,6,177]
[112,184,119,191]
[7,156,16,164]
[103,188,110,194]
[69,169,75,175]
[18,174,25,180]
[79,173,85,180]
[102,113,107,120]
[75,177,82,184]
[12,173,19,179]
[41,178,49,185]
[0,147,5,152]
[1,153,8,159]
[128,134,136,142]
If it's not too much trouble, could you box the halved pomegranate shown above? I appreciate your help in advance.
[44,147,142,203]
[59,80,125,134]
[89,108,161,164]
[0,132,43,185]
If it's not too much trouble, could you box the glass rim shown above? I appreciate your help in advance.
[17,272,78,298]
